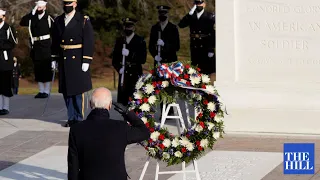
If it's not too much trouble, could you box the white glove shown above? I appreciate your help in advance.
[122,48,129,56]
[208,52,214,58]
[189,5,197,15]
[119,67,124,74]
[51,61,56,70]
[32,5,38,15]
[82,63,89,72]
[157,39,165,46]
[155,55,162,62]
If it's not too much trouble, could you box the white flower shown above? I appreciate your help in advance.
[179,137,190,147]
[150,131,160,141]
[139,103,150,112]
[200,139,209,148]
[134,91,143,100]
[207,102,216,112]
[141,117,148,124]
[172,137,179,148]
[145,73,152,81]
[190,76,201,86]
[206,122,215,130]
[192,93,202,101]
[163,139,171,148]
[135,81,144,90]
[195,125,203,132]
[162,81,169,88]
[201,74,211,83]
[186,143,194,151]
[149,148,156,156]
[162,152,170,159]
[174,151,183,158]
[213,132,220,139]
[148,95,157,104]
[144,84,155,94]
[188,68,196,75]
[215,114,223,122]
[205,85,215,94]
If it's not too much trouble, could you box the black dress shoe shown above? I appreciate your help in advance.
[34,92,43,98]
[41,93,49,98]
[0,109,9,115]
[63,121,71,127]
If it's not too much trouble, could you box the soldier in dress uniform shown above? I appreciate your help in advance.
[12,57,21,95]
[112,18,147,106]
[149,5,180,117]
[0,9,18,115]
[178,0,216,83]
[20,0,54,98]
[51,0,94,127]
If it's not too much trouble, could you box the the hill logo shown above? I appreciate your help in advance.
[283,143,314,174]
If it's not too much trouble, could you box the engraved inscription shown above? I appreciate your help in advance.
[260,40,308,50]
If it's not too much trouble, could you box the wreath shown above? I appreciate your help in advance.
[129,61,226,166]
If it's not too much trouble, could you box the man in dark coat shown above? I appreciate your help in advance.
[0,9,17,115]
[149,5,180,117]
[68,87,150,180]
[51,0,94,127]
[112,18,147,106]
[178,0,216,83]
[20,0,54,98]
[12,57,21,95]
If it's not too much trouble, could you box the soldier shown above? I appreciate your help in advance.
[149,5,180,117]
[178,0,216,83]
[51,0,94,127]
[20,0,54,98]
[12,57,21,95]
[112,18,147,106]
[0,9,18,115]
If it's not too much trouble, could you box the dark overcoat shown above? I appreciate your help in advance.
[20,12,54,82]
[12,64,21,88]
[112,34,147,105]
[149,21,180,68]
[0,23,17,97]
[51,12,94,96]
[68,109,150,180]
[178,11,216,74]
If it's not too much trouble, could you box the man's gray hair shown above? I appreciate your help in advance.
[90,87,112,109]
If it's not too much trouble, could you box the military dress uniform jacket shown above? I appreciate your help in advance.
[112,34,147,105]
[149,21,180,67]
[51,12,94,96]
[178,11,216,74]
[68,109,150,180]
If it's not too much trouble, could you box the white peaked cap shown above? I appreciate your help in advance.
[0,10,6,16]
[36,0,47,7]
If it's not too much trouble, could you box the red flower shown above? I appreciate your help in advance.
[199,121,205,128]
[202,84,206,89]
[198,146,203,151]
[198,74,202,77]
[148,139,153,143]
[196,68,201,72]
[177,77,182,81]
[157,81,162,85]
[198,113,203,118]
[145,147,149,150]
[143,98,148,103]
[155,90,160,94]
[138,99,142,104]
[196,141,201,146]
[136,112,139,115]
[186,134,190,138]
[185,64,190,69]
[184,74,189,79]
[129,97,132,101]
[158,134,165,141]
[150,70,155,74]
[210,112,216,118]
[149,128,155,132]
[186,81,191,86]
[181,147,187,153]
[203,100,209,105]
[159,144,165,150]
[145,122,150,128]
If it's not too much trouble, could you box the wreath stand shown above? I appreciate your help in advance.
[138,102,201,180]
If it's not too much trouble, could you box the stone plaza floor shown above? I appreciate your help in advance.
[0,94,319,180]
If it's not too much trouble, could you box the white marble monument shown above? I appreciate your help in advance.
[216,0,320,134]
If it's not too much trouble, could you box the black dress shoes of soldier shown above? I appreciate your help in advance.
[34,92,49,99]
[0,109,9,115]
[63,120,79,128]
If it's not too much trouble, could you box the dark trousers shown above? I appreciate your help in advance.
[63,93,84,121]
[13,87,18,95]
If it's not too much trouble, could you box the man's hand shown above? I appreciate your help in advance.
[82,63,89,72]
[113,102,129,116]
[208,52,214,58]
[155,55,162,62]
[122,48,129,57]
[119,67,124,74]
[32,5,38,15]
[189,5,197,15]
[51,61,56,70]
[157,39,165,46]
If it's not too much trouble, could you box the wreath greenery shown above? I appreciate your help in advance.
[129,61,226,166]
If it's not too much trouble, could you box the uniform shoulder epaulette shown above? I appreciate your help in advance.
[84,15,90,20]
